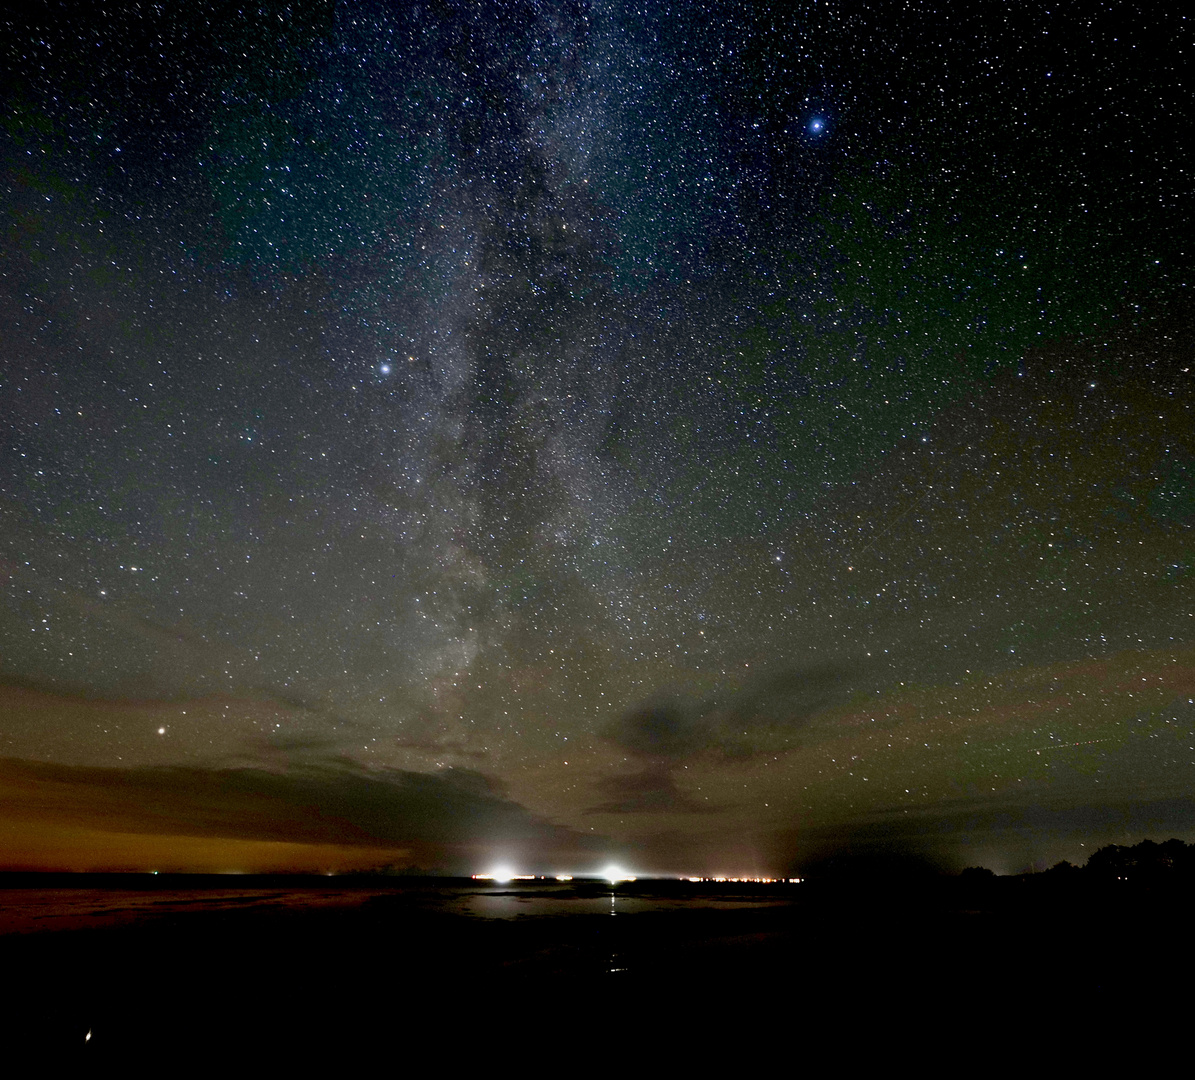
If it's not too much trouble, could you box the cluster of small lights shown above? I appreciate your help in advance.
[473,869,802,884]
[473,874,576,882]
[683,877,803,884]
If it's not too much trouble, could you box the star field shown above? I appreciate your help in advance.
[0,0,1191,874]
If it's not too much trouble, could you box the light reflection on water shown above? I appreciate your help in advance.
[444,885,787,919]
[0,883,790,933]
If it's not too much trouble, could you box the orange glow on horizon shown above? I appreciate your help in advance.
[0,822,411,875]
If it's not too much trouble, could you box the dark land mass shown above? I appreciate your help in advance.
[3,860,1194,1063]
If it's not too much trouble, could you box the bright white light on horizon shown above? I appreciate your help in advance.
[472,871,538,881]
[603,864,636,884]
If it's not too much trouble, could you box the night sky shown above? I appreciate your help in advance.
[2,0,1192,876]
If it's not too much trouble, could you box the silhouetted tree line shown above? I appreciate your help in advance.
[1081,838,1195,882]
[963,838,1195,883]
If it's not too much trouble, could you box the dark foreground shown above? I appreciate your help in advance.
[3,873,1192,1063]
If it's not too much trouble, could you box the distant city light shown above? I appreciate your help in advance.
[472,867,539,882]
[470,869,803,884]
[680,876,803,884]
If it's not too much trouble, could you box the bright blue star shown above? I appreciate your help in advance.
[808,117,825,135]
[379,363,392,375]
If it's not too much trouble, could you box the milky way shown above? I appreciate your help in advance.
[2,1,1192,874]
